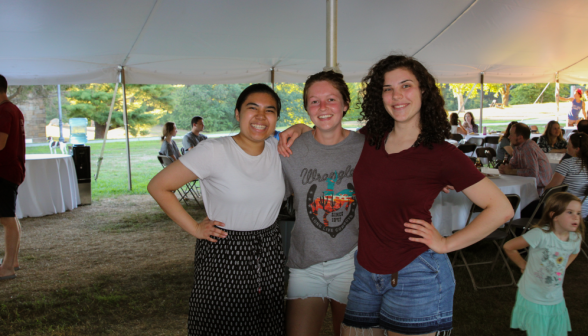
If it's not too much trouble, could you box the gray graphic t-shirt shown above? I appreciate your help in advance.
[281,131,364,269]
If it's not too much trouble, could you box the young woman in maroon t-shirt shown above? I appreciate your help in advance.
[278,56,514,335]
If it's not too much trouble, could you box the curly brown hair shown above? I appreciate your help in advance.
[359,55,450,149]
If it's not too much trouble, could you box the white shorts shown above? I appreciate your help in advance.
[286,247,357,304]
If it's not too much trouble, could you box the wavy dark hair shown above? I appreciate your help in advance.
[449,112,459,126]
[499,121,518,142]
[568,132,588,173]
[359,55,450,149]
[464,112,477,128]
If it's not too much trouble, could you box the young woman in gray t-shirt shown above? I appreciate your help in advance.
[280,71,363,336]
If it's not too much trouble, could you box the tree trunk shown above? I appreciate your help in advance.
[502,84,511,107]
[95,123,107,139]
[457,94,465,112]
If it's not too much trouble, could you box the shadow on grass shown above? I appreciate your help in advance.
[0,266,192,335]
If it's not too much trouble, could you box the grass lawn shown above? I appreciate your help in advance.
[27,140,165,200]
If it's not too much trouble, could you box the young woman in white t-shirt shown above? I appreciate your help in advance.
[148,84,286,336]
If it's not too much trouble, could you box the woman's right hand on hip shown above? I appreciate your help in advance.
[196,217,227,242]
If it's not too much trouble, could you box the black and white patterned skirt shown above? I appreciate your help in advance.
[188,222,286,336]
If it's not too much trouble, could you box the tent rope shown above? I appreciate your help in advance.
[412,0,478,58]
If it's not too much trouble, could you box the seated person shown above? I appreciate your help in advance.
[160,122,181,161]
[544,132,588,216]
[537,121,567,153]
[499,123,552,194]
[496,121,517,162]
[182,116,207,152]
[459,111,479,133]
[560,119,588,160]
[449,112,466,135]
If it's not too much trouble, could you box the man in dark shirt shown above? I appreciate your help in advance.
[182,116,208,152]
[0,74,24,281]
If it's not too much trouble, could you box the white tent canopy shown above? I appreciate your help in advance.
[4,0,588,85]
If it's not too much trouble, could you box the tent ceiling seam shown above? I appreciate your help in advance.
[121,0,160,67]
[412,0,478,58]
[558,54,588,73]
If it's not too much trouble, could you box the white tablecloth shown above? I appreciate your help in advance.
[16,154,80,219]
[431,174,538,236]
[545,152,564,172]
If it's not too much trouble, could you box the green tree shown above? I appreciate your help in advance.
[65,84,173,138]
[170,84,248,132]
[275,83,309,127]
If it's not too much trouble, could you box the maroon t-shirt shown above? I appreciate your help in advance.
[0,101,26,186]
[354,135,485,274]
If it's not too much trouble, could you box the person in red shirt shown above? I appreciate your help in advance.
[337,56,513,336]
[0,74,25,281]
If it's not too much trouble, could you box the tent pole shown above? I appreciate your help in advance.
[120,67,133,190]
[555,72,560,123]
[479,72,484,132]
[58,85,64,142]
[533,82,551,104]
[324,0,340,72]
[271,67,275,90]
[95,81,119,181]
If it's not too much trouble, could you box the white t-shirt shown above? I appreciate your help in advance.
[179,136,284,231]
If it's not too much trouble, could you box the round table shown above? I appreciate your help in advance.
[15,154,81,219]
[431,174,539,236]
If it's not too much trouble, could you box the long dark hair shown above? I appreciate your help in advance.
[543,120,564,145]
[449,112,459,126]
[359,55,450,149]
[464,112,477,127]
[499,121,518,142]
[568,132,588,173]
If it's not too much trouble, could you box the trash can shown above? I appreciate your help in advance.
[69,118,88,144]
[72,144,91,205]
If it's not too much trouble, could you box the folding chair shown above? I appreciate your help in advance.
[450,134,463,142]
[452,194,521,290]
[484,136,500,150]
[466,137,484,147]
[157,155,203,208]
[458,144,477,156]
[507,184,569,238]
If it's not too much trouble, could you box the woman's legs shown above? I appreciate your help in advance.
[287,298,329,335]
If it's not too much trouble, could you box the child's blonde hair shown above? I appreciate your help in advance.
[534,192,585,240]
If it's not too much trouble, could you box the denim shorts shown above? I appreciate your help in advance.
[287,247,356,304]
[343,249,455,335]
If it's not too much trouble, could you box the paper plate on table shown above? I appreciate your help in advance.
[485,173,500,179]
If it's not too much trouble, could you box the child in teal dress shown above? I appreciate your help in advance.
[504,192,585,336]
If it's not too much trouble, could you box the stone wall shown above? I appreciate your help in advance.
[17,94,46,143]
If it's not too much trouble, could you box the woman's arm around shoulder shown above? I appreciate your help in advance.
[148,160,227,242]
[278,124,313,157]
